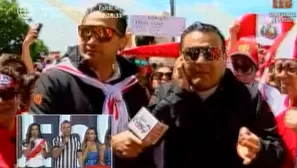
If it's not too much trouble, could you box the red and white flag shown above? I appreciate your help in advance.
[237,13,294,45]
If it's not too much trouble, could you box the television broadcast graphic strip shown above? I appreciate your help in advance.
[16,115,111,168]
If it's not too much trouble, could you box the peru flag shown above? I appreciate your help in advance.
[266,24,297,61]
[237,13,295,45]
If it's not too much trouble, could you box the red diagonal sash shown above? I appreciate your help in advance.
[26,139,46,161]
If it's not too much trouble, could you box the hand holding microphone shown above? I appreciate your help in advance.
[112,131,145,158]
[112,107,169,158]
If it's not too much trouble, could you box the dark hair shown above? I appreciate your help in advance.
[0,53,27,75]
[83,3,128,35]
[83,127,100,144]
[180,22,226,52]
[135,36,156,46]
[0,66,23,92]
[20,73,40,111]
[24,123,43,146]
[61,120,70,126]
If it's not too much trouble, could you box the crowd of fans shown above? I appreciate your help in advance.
[0,2,297,168]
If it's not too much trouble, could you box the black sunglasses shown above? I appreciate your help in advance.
[232,63,256,75]
[153,72,172,80]
[78,25,123,43]
[232,57,257,74]
[182,47,222,62]
[0,88,18,101]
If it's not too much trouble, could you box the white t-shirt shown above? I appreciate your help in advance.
[22,138,48,167]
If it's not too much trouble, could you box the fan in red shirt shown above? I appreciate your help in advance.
[0,66,24,168]
[269,26,297,168]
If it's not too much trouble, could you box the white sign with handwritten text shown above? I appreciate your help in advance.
[130,15,185,37]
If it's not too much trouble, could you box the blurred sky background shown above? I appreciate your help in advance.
[18,0,297,53]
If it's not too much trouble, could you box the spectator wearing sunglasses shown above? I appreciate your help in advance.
[119,22,285,168]
[0,66,23,168]
[150,66,173,90]
[30,3,154,168]
[270,31,297,168]
[229,40,283,115]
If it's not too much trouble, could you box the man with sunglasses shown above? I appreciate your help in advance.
[0,66,23,168]
[126,22,284,167]
[229,40,283,115]
[30,3,155,168]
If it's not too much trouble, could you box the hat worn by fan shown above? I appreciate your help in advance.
[229,40,259,65]
[273,24,297,60]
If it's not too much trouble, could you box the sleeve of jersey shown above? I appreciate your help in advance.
[77,137,82,152]
[29,73,56,114]
[52,137,60,149]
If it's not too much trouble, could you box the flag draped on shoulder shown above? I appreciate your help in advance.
[26,139,46,161]
[46,57,138,134]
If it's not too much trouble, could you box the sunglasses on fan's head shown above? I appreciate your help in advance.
[78,25,124,43]
[182,46,222,62]
[0,74,17,101]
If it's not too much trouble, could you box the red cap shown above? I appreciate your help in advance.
[229,40,259,65]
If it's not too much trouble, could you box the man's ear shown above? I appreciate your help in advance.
[119,34,130,51]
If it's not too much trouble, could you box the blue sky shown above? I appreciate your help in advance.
[18,0,297,53]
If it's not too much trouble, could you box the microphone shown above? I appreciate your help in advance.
[128,107,169,145]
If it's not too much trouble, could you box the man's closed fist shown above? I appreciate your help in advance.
[237,127,261,165]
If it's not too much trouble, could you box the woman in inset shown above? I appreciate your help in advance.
[81,127,105,166]
[22,123,48,168]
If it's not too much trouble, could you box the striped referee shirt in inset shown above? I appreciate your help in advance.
[52,135,82,168]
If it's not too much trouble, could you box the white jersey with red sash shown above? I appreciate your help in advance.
[46,57,138,135]
[258,82,285,116]
[22,138,47,167]
[275,96,297,168]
